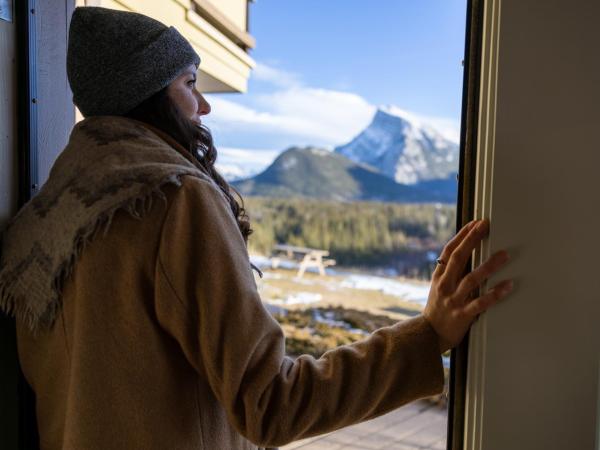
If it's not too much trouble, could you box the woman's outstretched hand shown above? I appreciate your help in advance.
[423,219,513,353]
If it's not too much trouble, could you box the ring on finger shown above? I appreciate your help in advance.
[436,258,447,266]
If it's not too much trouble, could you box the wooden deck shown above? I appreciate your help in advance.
[281,401,447,450]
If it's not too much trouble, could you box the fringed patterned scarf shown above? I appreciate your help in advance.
[0,115,236,332]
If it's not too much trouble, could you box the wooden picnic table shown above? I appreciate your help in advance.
[270,244,336,277]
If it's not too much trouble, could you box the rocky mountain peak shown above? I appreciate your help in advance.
[334,106,459,185]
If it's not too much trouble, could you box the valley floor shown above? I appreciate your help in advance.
[251,254,430,322]
[252,255,450,449]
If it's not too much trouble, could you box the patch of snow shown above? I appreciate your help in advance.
[281,156,297,170]
[340,275,431,306]
[313,310,347,328]
[271,292,323,305]
[249,254,274,268]
[426,251,439,262]
[379,104,414,122]
[292,277,318,285]
[250,254,298,270]
[263,303,287,316]
[325,267,364,277]
[262,272,282,280]
[313,310,369,336]
[308,147,330,156]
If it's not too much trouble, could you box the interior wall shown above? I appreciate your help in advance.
[0,2,75,449]
[467,1,600,449]
[36,0,76,184]
[0,8,18,450]
[0,8,17,227]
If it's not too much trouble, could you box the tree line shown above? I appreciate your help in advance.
[243,196,456,276]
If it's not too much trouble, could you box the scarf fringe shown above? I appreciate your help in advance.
[0,174,187,334]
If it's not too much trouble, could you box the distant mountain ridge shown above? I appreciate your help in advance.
[232,146,454,203]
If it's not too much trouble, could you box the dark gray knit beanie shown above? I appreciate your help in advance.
[67,7,201,117]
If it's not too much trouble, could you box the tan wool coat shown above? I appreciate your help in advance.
[14,124,444,449]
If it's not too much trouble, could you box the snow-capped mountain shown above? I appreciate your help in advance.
[334,106,459,185]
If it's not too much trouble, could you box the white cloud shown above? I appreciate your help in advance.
[214,147,281,181]
[252,63,302,88]
[426,119,461,144]
[205,96,326,141]
[206,97,306,130]
[381,105,461,143]
[205,81,375,146]
[204,62,460,149]
[217,147,280,166]
[255,87,376,144]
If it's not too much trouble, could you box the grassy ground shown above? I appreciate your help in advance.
[255,266,449,407]
[255,267,426,321]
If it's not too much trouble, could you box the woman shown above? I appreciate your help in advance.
[0,6,513,450]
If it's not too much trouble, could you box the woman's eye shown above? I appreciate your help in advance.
[188,78,196,87]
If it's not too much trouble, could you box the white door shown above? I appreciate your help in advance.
[464,1,600,449]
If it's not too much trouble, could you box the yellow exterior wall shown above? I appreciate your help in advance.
[76,0,255,94]
[206,0,247,31]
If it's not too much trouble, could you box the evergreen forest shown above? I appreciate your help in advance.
[243,196,457,277]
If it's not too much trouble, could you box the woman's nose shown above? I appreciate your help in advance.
[197,93,211,116]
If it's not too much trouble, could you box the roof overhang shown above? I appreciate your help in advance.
[113,0,256,93]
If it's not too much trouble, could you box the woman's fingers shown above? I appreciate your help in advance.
[437,220,477,263]
[463,279,514,317]
[441,220,490,284]
[453,250,510,301]
[433,220,477,279]
[424,218,513,352]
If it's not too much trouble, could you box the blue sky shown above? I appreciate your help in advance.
[204,0,468,175]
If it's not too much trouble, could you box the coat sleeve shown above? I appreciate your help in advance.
[154,176,444,448]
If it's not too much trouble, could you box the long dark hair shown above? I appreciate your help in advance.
[123,87,253,244]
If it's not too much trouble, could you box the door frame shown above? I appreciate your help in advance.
[447,0,485,449]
